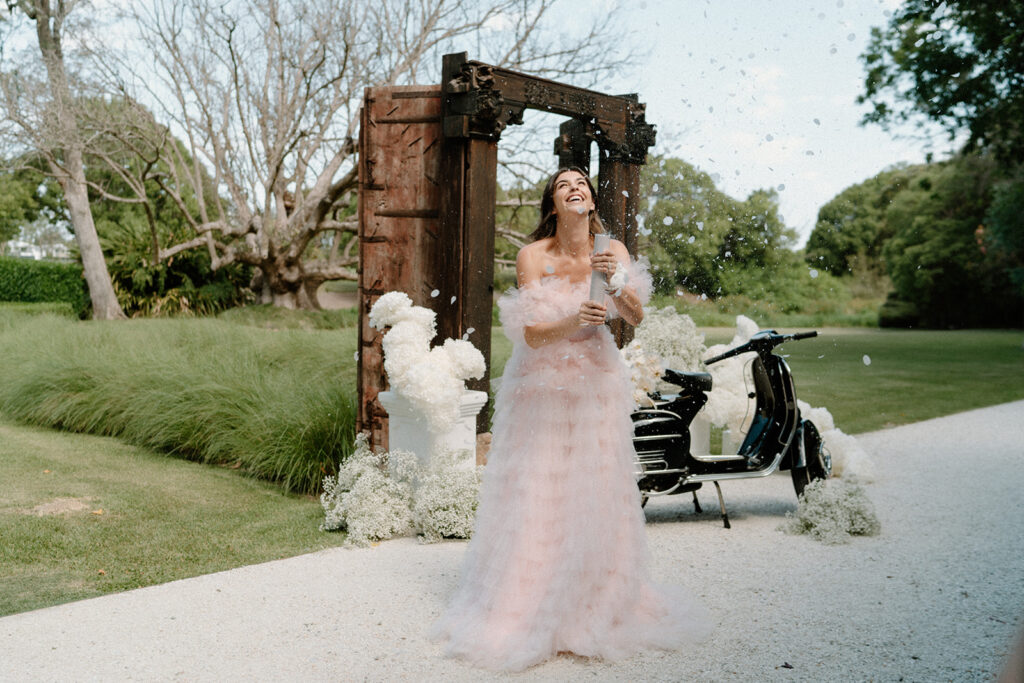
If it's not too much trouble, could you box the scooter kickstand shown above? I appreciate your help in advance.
[713,481,731,529]
[692,491,703,514]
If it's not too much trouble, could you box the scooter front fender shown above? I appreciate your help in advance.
[789,421,807,470]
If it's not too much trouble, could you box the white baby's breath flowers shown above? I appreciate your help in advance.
[780,478,881,544]
[620,339,664,408]
[323,292,488,544]
[412,448,482,543]
[320,433,418,546]
[320,436,482,545]
[369,291,485,434]
[632,305,707,375]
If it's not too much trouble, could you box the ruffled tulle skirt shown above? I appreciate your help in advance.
[430,330,710,671]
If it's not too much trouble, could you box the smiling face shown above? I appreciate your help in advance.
[551,170,595,217]
[530,167,606,241]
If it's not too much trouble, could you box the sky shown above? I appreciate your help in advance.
[590,0,957,246]
[4,0,956,250]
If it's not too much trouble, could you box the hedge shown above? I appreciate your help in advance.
[0,257,89,316]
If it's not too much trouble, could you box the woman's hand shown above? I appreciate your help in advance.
[590,249,618,278]
[577,300,608,326]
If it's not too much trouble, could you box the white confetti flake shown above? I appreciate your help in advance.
[430,289,439,297]
[662,216,674,226]
[863,355,872,366]
[809,269,819,279]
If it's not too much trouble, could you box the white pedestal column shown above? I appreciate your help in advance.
[689,413,711,456]
[377,389,488,464]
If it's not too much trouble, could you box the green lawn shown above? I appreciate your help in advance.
[491,327,1024,434]
[776,328,1024,433]
[0,421,346,617]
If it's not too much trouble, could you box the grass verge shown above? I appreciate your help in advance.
[0,310,358,493]
[0,420,346,617]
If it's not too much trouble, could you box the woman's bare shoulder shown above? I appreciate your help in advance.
[516,240,550,285]
[608,238,631,259]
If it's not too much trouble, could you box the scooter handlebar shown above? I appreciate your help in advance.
[702,329,818,366]
[703,345,747,365]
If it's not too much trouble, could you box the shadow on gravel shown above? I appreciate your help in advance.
[643,490,795,526]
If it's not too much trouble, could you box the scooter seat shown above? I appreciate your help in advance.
[662,368,712,393]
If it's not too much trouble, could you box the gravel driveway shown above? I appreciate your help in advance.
[2,400,1023,682]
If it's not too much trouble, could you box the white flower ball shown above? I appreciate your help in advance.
[369,291,413,329]
[442,338,486,381]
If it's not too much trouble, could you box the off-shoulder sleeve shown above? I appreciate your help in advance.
[497,285,564,345]
[608,256,653,319]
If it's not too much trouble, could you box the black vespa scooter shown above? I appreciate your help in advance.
[631,329,831,527]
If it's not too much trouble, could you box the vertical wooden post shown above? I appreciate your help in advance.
[598,158,642,347]
[438,137,497,432]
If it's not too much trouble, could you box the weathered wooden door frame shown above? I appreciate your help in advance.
[357,53,656,448]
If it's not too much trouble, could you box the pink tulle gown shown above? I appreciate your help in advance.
[430,260,710,671]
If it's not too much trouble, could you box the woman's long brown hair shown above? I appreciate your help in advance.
[529,167,606,241]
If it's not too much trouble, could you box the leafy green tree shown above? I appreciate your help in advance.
[982,174,1024,297]
[859,1,1024,163]
[882,153,1021,327]
[0,164,65,250]
[638,156,797,298]
[806,164,921,275]
[0,170,39,245]
[71,102,251,316]
[2,0,125,318]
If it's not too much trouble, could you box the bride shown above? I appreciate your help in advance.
[431,168,709,671]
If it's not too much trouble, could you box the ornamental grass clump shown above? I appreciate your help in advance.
[781,478,881,544]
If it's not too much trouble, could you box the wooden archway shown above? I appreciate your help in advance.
[357,53,656,450]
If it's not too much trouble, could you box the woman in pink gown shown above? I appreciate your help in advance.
[431,168,709,671]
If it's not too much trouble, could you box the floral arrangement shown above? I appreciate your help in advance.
[368,291,485,434]
[321,434,482,546]
[320,433,418,546]
[412,448,482,543]
[319,291,489,546]
[779,478,881,544]
[629,305,708,377]
[620,339,664,407]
